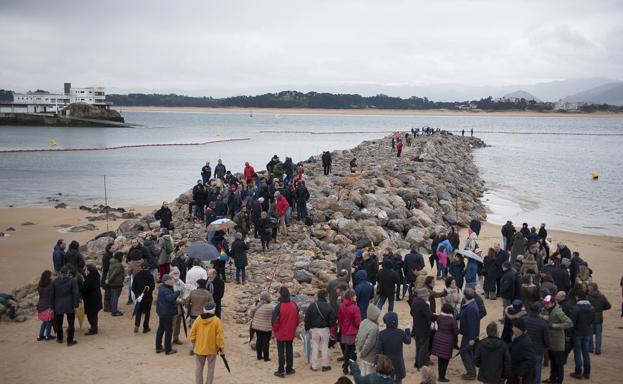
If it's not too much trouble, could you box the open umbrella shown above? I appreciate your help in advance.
[186,243,220,261]
[206,218,236,232]
[220,354,231,373]
[456,249,483,263]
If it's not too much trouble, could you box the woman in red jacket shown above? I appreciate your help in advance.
[274,191,289,238]
[337,289,362,374]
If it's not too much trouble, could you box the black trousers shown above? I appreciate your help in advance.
[415,334,430,369]
[323,165,331,175]
[135,299,152,329]
[549,350,565,383]
[103,286,111,311]
[342,343,357,369]
[216,260,226,281]
[255,330,272,361]
[277,340,294,373]
[86,311,98,333]
[215,299,222,319]
[156,315,173,352]
[438,357,449,379]
[55,313,75,343]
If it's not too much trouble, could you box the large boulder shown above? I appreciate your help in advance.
[294,270,314,284]
[335,218,364,242]
[116,219,149,237]
[86,236,114,257]
[363,225,389,244]
[405,227,428,248]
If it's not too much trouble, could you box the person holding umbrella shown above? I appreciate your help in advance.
[190,302,225,384]
[131,261,155,333]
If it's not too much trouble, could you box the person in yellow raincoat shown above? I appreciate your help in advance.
[190,302,225,384]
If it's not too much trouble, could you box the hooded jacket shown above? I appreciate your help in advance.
[510,332,535,384]
[571,300,595,336]
[353,270,374,319]
[190,313,225,356]
[337,298,361,337]
[377,261,400,297]
[376,312,411,381]
[64,248,85,273]
[52,245,65,272]
[510,232,526,261]
[475,336,511,383]
[355,305,381,363]
[272,295,300,341]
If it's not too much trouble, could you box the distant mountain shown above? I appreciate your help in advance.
[503,90,541,102]
[564,82,623,106]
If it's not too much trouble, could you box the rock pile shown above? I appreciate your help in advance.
[3,133,487,323]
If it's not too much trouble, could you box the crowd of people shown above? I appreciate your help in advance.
[9,145,615,384]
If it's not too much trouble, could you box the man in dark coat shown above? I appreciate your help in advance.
[459,288,480,380]
[214,159,226,180]
[192,180,206,221]
[411,288,436,369]
[131,261,155,333]
[376,260,400,312]
[363,249,379,286]
[327,271,350,314]
[207,268,225,318]
[201,161,211,183]
[550,261,571,293]
[101,243,114,312]
[475,321,511,384]
[500,262,518,318]
[321,151,332,176]
[49,266,80,346]
[376,312,411,383]
[231,232,249,284]
[524,303,550,384]
[82,264,102,335]
[509,317,536,384]
[294,181,310,220]
[501,221,516,252]
[155,202,173,229]
[52,239,65,273]
[570,292,595,379]
[404,248,424,300]
[155,274,180,355]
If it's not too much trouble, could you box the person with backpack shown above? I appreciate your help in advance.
[158,228,175,282]
[304,289,336,372]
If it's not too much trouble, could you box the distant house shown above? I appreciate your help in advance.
[0,83,110,113]
[554,100,582,112]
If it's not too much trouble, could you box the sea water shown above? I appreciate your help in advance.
[0,110,621,236]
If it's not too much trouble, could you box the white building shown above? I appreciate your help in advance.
[0,83,109,113]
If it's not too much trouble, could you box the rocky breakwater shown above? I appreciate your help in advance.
[3,133,486,326]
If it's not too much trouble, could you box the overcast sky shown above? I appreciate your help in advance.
[1,0,621,97]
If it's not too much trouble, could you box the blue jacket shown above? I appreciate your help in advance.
[459,300,480,341]
[353,270,374,319]
[437,239,453,254]
[464,259,479,284]
[52,245,65,272]
[156,284,180,317]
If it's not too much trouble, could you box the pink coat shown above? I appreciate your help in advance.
[436,250,448,268]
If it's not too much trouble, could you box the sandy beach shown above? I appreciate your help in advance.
[0,210,621,383]
[113,105,622,118]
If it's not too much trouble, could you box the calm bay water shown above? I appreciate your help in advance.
[0,110,621,236]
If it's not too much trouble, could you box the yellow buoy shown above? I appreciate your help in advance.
[591,171,599,180]
[216,133,222,137]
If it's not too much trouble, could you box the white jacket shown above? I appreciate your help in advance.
[186,266,208,291]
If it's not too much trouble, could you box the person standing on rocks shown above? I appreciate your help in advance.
[274,191,289,238]
[272,286,300,378]
[322,151,332,176]
[106,252,125,317]
[52,239,65,273]
[207,268,225,319]
[304,289,336,372]
[257,211,273,251]
[64,240,85,275]
[50,265,80,346]
[201,161,211,184]
[376,260,400,312]
[390,137,396,152]
[231,232,249,284]
[157,228,174,282]
[132,261,155,333]
[82,263,102,335]
[251,291,276,362]
[396,139,403,157]
[156,274,180,355]
[155,201,173,230]
[214,159,226,180]
[337,252,354,284]
[243,162,255,189]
